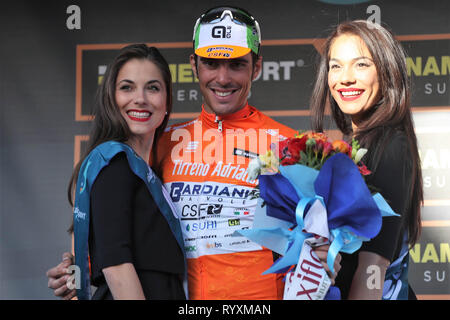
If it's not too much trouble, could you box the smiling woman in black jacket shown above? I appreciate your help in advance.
[310,20,423,300]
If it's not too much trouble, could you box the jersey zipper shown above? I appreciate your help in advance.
[215,115,223,133]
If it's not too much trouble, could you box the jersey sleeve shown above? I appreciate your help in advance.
[90,152,136,270]
[360,133,411,262]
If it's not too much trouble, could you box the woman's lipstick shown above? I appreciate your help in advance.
[338,88,364,101]
[127,109,151,122]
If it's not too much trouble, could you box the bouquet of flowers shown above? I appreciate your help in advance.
[237,132,398,300]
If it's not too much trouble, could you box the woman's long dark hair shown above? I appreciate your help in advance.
[67,44,172,231]
[310,20,423,247]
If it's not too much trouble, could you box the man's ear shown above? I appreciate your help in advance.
[189,54,199,79]
[252,55,263,81]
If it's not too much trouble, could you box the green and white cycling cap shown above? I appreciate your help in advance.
[193,6,261,59]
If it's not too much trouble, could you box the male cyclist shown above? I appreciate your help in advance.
[47,6,340,300]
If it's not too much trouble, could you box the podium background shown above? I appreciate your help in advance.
[1,0,449,299]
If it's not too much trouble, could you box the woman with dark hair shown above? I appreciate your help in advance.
[68,44,185,300]
[310,20,423,300]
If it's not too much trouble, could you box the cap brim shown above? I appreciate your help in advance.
[195,45,251,59]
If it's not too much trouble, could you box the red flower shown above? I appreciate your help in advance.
[358,163,372,176]
[287,136,307,159]
[278,136,308,166]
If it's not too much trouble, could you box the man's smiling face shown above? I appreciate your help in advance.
[190,52,262,115]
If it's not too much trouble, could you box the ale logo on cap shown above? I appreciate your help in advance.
[212,26,231,38]
[212,26,225,38]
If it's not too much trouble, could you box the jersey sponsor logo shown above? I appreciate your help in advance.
[170,182,252,203]
[185,141,199,152]
[206,242,223,249]
[228,239,252,246]
[185,245,197,252]
[171,160,258,185]
[180,203,223,219]
[199,234,217,239]
[185,221,218,232]
[167,181,262,257]
[233,148,258,159]
[228,218,240,226]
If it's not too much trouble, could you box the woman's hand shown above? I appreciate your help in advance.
[46,252,77,300]
[313,245,342,285]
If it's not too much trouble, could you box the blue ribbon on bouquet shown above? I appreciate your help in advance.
[238,153,398,283]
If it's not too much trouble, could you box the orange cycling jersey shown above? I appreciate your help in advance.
[156,103,297,299]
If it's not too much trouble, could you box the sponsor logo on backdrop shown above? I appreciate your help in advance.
[415,128,450,201]
[410,240,450,289]
[410,118,450,296]
[87,51,308,113]
[407,56,450,77]
[420,146,449,191]
[407,55,449,98]
[410,242,450,264]
[76,38,450,127]
[98,60,303,84]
